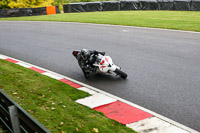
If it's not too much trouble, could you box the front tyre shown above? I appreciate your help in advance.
[114,68,128,79]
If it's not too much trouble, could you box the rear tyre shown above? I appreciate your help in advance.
[114,68,128,79]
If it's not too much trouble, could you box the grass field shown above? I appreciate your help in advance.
[0,11,200,32]
[0,59,136,133]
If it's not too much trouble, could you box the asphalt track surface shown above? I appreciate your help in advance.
[0,21,200,131]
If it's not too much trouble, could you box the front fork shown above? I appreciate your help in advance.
[108,65,121,76]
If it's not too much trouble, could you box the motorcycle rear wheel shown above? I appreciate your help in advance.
[114,68,128,79]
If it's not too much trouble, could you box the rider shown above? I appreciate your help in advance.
[77,49,105,78]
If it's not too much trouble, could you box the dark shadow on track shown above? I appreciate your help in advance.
[83,73,128,82]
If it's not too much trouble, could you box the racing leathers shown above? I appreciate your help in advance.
[77,50,105,78]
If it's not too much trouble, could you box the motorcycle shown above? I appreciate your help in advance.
[72,50,128,79]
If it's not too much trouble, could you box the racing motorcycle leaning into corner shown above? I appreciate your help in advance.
[72,49,128,79]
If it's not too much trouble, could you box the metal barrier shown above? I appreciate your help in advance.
[0,89,50,133]
[63,0,200,13]
[0,6,60,18]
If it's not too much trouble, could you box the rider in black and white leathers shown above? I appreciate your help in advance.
[76,49,105,78]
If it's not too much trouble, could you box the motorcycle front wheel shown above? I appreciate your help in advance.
[114,68,128,79]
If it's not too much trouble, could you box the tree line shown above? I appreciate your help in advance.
[0,0,53,9]
[0,0,111,9]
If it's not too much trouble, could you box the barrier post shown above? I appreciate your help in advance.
[8,105,21,133]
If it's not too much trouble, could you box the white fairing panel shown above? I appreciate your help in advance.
[98,56,116,73]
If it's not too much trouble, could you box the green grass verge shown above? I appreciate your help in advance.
[0,11,200,32]
[0,59,136,133]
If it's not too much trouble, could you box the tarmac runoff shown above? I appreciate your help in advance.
[0,53,199,133]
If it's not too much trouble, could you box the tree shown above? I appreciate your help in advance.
[0,0,54,9]
[0,0,10,9]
